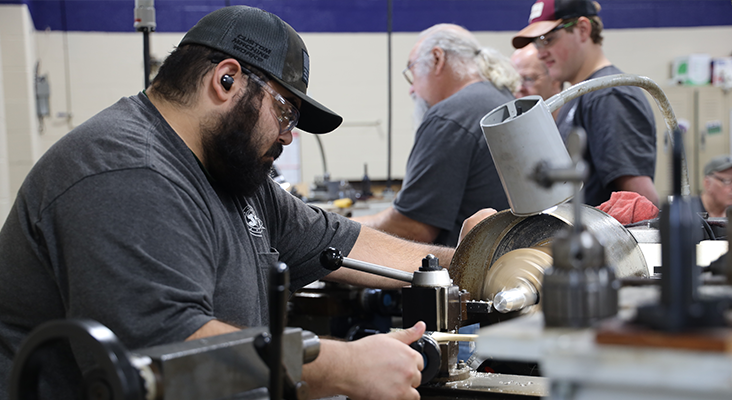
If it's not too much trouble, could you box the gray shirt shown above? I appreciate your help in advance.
[394,81,513,246]
[556,65,657,206]
[0,93,360,397]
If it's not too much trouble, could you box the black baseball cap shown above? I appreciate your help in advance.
[512,0,599,49]
[180,6,342,134]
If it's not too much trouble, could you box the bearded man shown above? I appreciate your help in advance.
[0,6,489,400]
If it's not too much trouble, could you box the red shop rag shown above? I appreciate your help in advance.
[597,191,659,225]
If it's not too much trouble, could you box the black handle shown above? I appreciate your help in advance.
[409,335,441,385]
[319,247,343,271]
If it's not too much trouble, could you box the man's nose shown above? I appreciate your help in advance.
[279,130,293,146]
[537,48,549,60]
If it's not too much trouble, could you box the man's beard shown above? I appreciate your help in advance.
[412,93,430,130]
[201,90,283,197]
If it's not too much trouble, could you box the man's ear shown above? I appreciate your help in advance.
[703,175,712,192]
[577,17,593,42]
[211,58,241,101]
[432,47,447,75]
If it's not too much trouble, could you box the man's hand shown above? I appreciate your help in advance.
[458,208,497,245]
[304,322,427,400]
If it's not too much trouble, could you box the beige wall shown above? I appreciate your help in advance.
[0,23,8,219]
[2,2,732,208]
[0,4,41,219]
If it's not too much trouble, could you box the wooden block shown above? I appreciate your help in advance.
[595,317,732,353]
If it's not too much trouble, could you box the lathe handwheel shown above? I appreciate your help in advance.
[9,319,144,400]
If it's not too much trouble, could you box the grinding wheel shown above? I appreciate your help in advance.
[450,204,648,303]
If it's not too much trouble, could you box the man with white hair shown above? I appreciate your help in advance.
[511,43,563,102]
[354,24,515,247]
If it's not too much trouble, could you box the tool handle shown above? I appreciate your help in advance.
[320,247,414,283]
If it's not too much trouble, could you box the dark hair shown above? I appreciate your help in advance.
[150,44,229,106]
[151,44,271,107]
[563,16,604,45]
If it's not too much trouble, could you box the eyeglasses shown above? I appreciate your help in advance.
[711,174,732,187]
[533,20,579,49]
[402,59,417,85]
[240,66,300,135]
[521,74,546,87]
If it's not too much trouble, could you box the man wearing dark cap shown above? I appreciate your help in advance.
[512,0,659,207]
[0,6,468,400]
[698,155,732,218]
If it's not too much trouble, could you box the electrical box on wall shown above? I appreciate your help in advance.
[35,74,50,118]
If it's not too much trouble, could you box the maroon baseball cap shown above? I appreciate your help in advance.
[512,0,599,49]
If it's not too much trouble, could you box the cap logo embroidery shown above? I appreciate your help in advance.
[301,49,310,86]
[529,2,544,22]
[243,205,266,237]
[232,35,272,62]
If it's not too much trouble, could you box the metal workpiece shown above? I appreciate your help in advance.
[319,247,414,283]
[482,247,551,315]
[493,286,539,314]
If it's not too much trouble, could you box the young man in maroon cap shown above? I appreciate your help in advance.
[513,0,659,207]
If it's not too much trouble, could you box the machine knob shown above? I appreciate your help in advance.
[319,247,343,271]
[409,335,441,385]
[420,254,441,272]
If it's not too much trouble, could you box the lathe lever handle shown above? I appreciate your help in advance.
[319,247,414,283]
[319,247,343,271]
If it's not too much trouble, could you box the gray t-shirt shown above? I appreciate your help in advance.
[394,81,513,246]
[556,65,657,206]
[0,93,360,397]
